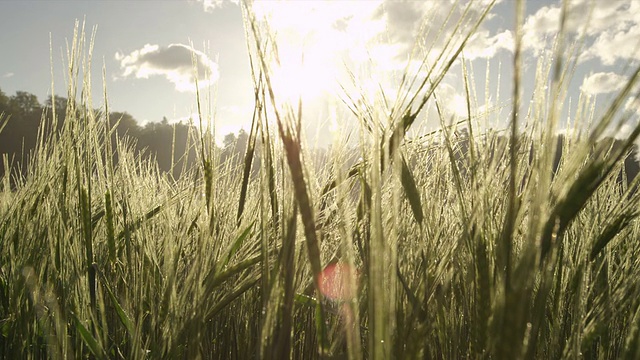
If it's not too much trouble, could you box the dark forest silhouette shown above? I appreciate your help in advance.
[0,88,252,183]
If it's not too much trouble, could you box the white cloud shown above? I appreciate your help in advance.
[522,0,640,64]
[581,72,628,95]
[194,0,238,12]
[435,83,468,118]
[579,71,640,118]
[522,5,561,54]
[373,0,429,45]
[569,0,637,36]
[115,43,219,92]
[582,23,640,65]
[2,72,14,78]
[377,1,510,63]
[624,81,640,115]
[625,97,640,115]
[464,29,513,59]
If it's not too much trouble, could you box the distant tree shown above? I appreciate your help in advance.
[109,112,141,139]
[140,118,175,172]
[45,95,68,115]
[236,129,248,153]
[10,91,41,115]
[0,88,9,111]
[0,91,42,182]
[0,89,206,182]
[169,120,199,178]
[223,132,237,149]
[42,95,69,135]
[220,129,247,165]
[627,144,640,182]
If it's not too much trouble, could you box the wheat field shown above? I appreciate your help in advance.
[2,1,640,359]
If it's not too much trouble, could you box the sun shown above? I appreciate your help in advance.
[268,44,338,104]
[251,0,386,105]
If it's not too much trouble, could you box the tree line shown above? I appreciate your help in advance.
[0,88,252,183]
[1,87,639,187]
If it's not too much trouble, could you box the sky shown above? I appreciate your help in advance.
[1,0,639,144]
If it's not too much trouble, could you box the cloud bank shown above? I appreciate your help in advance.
[581,72,628,95]
[580,72,640,117]
[115,43,219,92]
[243,0,639,79]
[523,0,640,65]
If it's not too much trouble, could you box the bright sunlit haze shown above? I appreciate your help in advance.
[2,0,639,145]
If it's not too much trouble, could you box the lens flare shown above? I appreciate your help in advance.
[318,262,358,301]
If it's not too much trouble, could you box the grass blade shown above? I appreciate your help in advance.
[71,312,106,360]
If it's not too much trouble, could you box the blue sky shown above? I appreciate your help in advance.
[1,0,251,136]
[1,0,639,142]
